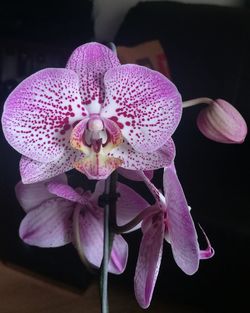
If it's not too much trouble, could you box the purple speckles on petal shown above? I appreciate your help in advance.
[102,64,182,153]
[66,42,120,114]
[20,147,84,184]
[109,138,175,171]
[2,68,86,163]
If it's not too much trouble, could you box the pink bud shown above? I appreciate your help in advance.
[197,99,247,144]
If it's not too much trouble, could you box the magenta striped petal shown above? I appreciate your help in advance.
[134,212,165,308]
[66,42,120,114]
[77,207,128,274]
[2,68,86,163]
[47,182,87,205]
[102,64,182,153]
[116,183,150,231]
[163,166,199,275]
[15,174,67,212]
[19,198,73,247]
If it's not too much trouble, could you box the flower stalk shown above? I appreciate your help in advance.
[182,97,214,108]
[100,170,119,313]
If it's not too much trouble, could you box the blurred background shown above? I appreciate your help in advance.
[0,1,250,312]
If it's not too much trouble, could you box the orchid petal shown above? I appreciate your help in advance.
[109,138,175,171]
[20,147,84,184]
[47,182,87,205]
[77,207,128,274]
[15,174,67,213]
[134,212,164,308]
[2,68,86,163]
[116,183,150,231]
[19,198,73,247]
[197,99,247,144]
[164,166,199,275]
[70,118,90,154]
[102,64,182,153]
[90,180,149,232]
[117,168,154,181]
[66,42,120,114]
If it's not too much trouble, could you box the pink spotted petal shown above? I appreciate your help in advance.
[117,168,154,181]
[66,42,120,114]
[47,182,87,205]
[77,207,128,274]
[116,183,150,232]
[109,138,175,171]
[134,212,165,309]
[102,64,182,153]
[2,68,86,163]
[15,174,67,213]
[164,166,199,275]
[19,198,73,247]
[70,118,90,153]
[197,99,247,144]
[102,117,123,148]
[20,148,84,184]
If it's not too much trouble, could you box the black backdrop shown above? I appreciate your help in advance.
[0,1,250,312]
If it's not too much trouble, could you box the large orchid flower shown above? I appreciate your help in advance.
[133,166,214,308]
[15,173,149,274]
[2,42,182,182]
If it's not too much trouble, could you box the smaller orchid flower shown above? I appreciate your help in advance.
[15,174,148,274]
[183,98,247,144]
[133,166,214,308]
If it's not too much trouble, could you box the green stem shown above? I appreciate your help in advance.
[100,176,111,313]
[100,171,118,313]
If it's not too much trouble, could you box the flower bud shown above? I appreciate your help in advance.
[197,99,247,144]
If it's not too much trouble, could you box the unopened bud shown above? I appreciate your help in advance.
[197,99,247,144]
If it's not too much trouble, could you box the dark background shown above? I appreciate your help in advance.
[0,1,250,313]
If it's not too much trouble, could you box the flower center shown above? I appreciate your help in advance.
[84,118,108,153]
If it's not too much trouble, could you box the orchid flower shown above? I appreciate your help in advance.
[2,42,182,182]
[133,166,214,308]
[183,98,247,143]
[15,174,149,274]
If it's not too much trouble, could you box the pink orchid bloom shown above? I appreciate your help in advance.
[2,42,182,182]
[197,99,247,144]
[133,166,214,308]
[15,174,149,274]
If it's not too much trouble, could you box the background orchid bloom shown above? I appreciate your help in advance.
[15,174,148,274]
[134,166,214,308]
[2,42,182,182]
[197,98,247,144]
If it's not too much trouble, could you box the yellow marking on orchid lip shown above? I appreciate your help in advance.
[73,148,123,180]
[70,136,90,155]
